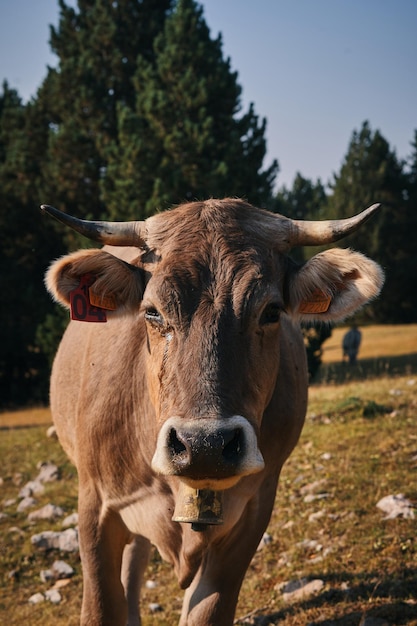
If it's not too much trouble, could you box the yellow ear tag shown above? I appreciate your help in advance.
[88,288,117,311]
[299,289,332,314]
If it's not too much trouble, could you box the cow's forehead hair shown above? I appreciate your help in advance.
[141,199,287,321]
[144,198,288,252]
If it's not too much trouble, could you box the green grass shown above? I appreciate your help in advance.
[1,375,416,624]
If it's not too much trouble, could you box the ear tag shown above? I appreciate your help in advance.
[70,274,107,323]
[299,289,332,314]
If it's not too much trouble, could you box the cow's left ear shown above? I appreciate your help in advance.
[45,249,144,313]
[286,248,384,322]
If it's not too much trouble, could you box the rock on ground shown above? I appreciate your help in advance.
[17,497,37,512]
[35,462,60,483]
[376,494,415,519]
[31,528,79,552]
[277,577,325,602]
[28,503,65,522]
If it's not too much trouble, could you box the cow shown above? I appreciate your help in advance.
[42,198,384,626]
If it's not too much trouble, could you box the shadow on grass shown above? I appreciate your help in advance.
[315,353,417,385]
[245,567,417,625]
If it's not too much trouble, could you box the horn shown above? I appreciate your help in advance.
[288,203,381,247]
[40,205,147,247]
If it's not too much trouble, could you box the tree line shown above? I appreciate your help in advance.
[1,0,416,407]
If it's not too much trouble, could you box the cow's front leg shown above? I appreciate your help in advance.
[78,486,130,626]
[122,535,151,626]
[179,540,252,626]
[178,526,263,626]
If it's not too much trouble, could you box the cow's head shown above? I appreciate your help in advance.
[43,200,384,491]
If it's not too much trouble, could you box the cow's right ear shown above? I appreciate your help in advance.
[45,249,144,313]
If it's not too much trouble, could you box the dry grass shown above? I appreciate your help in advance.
[0,407,52,429]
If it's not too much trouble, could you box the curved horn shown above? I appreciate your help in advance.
[288,203,381,247]
[40,205,146,247]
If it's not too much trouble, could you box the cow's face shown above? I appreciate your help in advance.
[141,236,286,489]
[44,199,384,490]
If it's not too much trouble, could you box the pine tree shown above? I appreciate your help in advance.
[273,173,327,220]
[44,0,173,219]
[328,121,412,322]
[0,83,62,406]
[102,0,277,218]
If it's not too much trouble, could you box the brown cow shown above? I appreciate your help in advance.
[42,199,383,626]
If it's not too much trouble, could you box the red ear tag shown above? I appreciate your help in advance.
[70,274,107,323]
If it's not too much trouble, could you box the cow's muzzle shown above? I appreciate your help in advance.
[151,416,265,489]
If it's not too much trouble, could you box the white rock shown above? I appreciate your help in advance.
[28,592,45,604]
[145,580,158,589]
[296,539,322,552]
[8,526,26,537]
[62,512,79,528]
[31,530,60,550]
[19,480,45,498]
[278,578,325,602]
[300,479,326,495]
[149,603,163,613]
[59,528,79,552]
[308,510,325,522]
[52,560,75,579]
[282,520,295,530]
[303,493,331,503]
[28,503,65,522]
[36,461,59,483]
[376,494,415,519]
[31,528,79,552]
[45,588,62,604]
[17,496,37,512]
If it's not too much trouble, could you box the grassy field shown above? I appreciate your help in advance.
[1,326,416,625]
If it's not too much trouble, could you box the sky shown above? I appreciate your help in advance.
[0,0,416,190]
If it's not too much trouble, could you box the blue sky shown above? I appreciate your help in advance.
[0,0,416,190]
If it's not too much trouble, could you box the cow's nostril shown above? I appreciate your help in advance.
[168,428,189,466]
[222,428,244,462]
[168,428,186,454]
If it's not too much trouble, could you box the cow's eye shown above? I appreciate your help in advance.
[145,307,164,326]
[260,303,282,325]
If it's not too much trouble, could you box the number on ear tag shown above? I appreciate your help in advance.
[70,274,107,323]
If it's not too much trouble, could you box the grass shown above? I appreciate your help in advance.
[1,327,416,624]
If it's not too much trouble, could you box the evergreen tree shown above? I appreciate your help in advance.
[273,173,327,221]
[328,121,412,322]
[0,83,62,407]
[102,0,277,218]
[44,0,173,219]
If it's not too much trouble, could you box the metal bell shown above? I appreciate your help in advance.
[172,484,224,531]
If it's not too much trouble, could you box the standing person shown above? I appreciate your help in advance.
[342,325,362,365]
